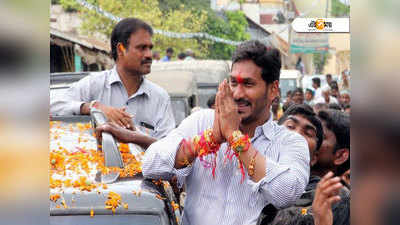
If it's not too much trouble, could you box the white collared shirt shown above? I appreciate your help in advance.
[50,67,175,138]
[142,109,310,225]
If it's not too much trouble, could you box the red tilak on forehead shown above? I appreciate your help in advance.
[236,74,243,84]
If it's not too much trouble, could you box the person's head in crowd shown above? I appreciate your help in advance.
[342,104,351,114]
[207,94,216,109]
[285,90,292,103]
[278,104,323,166]
[177,52,186,60]
[326,74,332,85]
[166,47,174,59]
[152,51,160,61]
[330,84,340,99]
[313,110,350,178]
[312,77,321,89]
[322,85,331,101]
[230,40,281,124]
[282,101,294,112]
[305,88,314,102]
[340,90,351,105]
[185,49,194,58]
[271,96,280,113]
[328,103,342,111]
[313,103,328,113]
[111,17,154,75]
[292,88,304,104]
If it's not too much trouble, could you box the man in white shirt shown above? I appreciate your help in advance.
[312,77,323,100]
[314,86,339,105]
[140,41,310,225]
[50,18,175,148]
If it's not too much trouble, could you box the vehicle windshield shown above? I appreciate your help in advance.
[197,87,217,109]
[280,78,297,101]
[171,98,186,126]
[50,214,161,225]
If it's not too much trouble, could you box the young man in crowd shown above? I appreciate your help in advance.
[161,47,174,62]
[292,88,305,105]
[51,18,175,149]
[138,41,310,225]
[305,88,315,106]
[257,107,350,225]
[152,50,160,62]
[312,77,322,99]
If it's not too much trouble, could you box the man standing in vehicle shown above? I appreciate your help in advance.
[50,18,175,149]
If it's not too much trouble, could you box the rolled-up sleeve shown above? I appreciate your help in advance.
[247,132,310,209]
[50,76,92,116]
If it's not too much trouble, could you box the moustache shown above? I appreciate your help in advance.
[141,59,152,64]
[235,99,251,106]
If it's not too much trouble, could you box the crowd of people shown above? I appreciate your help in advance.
[274,73,351,122]
[152,47,195,62]
[50,17,350,225]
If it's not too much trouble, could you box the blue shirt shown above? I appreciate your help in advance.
[50,67,175,138]
[161,55,171,62]
[142,109,310,225]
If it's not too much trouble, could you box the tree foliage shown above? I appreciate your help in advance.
[331,0,350,17]
[57,0,250,59]
[203,10,250,59]
[59,0,208,58]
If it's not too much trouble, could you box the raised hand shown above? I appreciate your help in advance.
[312,171,343,225]
[97,104,135,131]
[216,79,241,140]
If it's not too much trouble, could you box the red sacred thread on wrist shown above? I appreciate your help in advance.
[226,130,251,183]
[183,128,221,178]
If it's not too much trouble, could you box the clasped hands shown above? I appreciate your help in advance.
[212,79,241,145]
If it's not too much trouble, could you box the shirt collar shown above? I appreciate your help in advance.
[254,112,274,141]
[108,66,151,98]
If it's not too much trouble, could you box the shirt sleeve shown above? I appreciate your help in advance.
[153,96,176,139]
[50,75,93,116]
[246,131,310,209]
[142,109,212,185]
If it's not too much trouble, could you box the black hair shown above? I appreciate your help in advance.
[318,110,350,172]
[326,74,332,79]
[207,94,216,108]
[292,87,304,95]
[282,101,294,112]
[305,88,314,96]
[278,104,324,152]
[328,103,342,110]
[178,52,186,60]
[110,17,153,61]
[330,81,339,89]
[312,77,321,87]
[232,40,281,84]
[286,90,293,98]
[342,104,351,109]
[166,47,174,53]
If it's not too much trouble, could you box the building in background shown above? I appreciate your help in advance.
[50,4,113,73]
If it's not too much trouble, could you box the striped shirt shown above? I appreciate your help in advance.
[50,67,175,138]
[142,109,310,225]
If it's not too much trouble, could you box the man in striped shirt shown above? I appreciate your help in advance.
[141,40,310,225]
